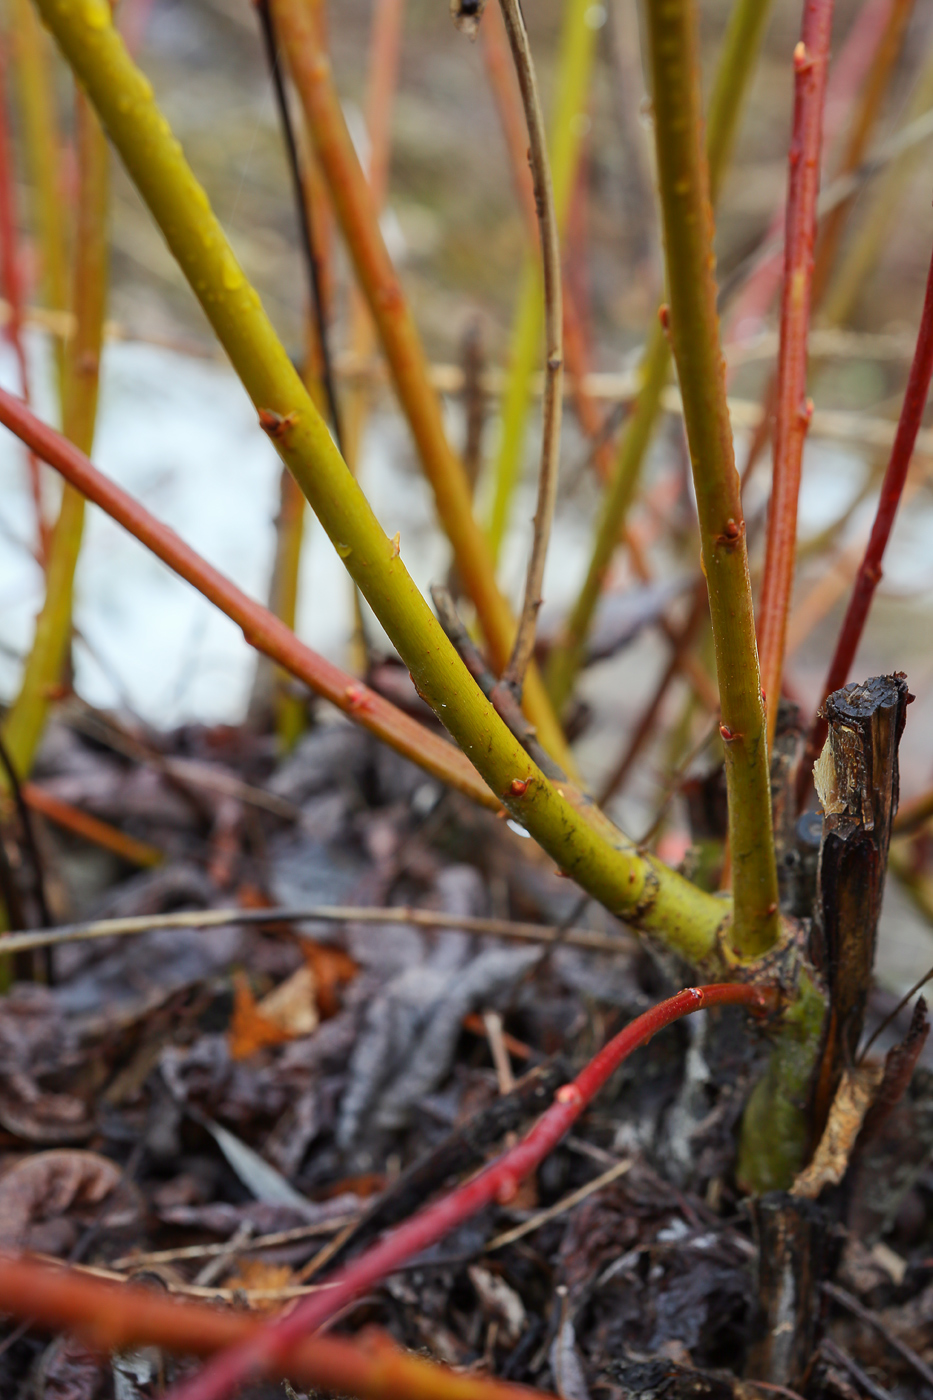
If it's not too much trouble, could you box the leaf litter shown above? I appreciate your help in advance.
[0,709,931,1398]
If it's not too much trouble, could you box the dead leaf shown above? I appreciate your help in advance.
[228,971,305,1060]
[468,1264,525,1343]
[300,938,357,1019]
[257,964,318,1037]
[35,1333,109,1400]
[792,1065,884,1199]
[223,1258,295,1309]
[0,1149,124,1251]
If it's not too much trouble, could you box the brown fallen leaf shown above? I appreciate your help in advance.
[228,965,317,1060]
[228,973,293,1060]
[792,1064,885,1200]
[0,1149,124,1252]
[300,938,357,1019]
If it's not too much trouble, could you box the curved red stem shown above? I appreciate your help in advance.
[169,982,777,1400]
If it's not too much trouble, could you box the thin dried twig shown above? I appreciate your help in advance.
[254,0,342,446]
[495,0,562,698]
[0,900,633,958]
[820,1337,893,1400]
[485,1157,631,1251]
[166,983,778,1400]
[823,1282,933,1390]
[112,1218,359,1271]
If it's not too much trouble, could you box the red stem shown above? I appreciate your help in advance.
[756,0,835,744]
[800,231,933,795]
[168,983,777,1400]
[0,386,497,810]
[0,46,47,562]
[726,0,888,349]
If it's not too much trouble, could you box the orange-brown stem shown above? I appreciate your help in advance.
[0,386,497,811]
[757,0,835,749]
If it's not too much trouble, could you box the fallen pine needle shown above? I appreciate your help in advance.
[485,1157,632,1251]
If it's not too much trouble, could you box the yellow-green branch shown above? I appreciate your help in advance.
[643,0,779,960]
[31,0,732,969]
[545,0,775,716]
[1,85,108,778]
[8,0,68,402]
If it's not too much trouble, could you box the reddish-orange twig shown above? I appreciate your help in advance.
[799,232,933,801]
[170,983,777,1400]
[0,387,497,811]
[0,1255,545,1400]
[19,782,164,867]
[756,0,835,747]
[0,46,47,562]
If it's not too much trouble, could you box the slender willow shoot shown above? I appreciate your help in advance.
[167,984,778,1400]
[495,0,562,697]
[0,46,45,559]
[1,86,109,779]
[757,0,835,748]
[7,0,67,400]
[801,232,933,798]
[643,0,780,959]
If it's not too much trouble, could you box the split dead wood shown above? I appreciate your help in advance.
[811,674,910,1138]
[746,1192,833,1391]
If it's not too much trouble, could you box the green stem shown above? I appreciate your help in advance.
[644,0,779,960]
[8,0,68,404]
[31,0,732,968]
[544,0,775,712]
[546,316,669,716]
[485,0,598,564]
[1,86,108,779]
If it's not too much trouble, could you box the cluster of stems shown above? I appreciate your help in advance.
[8,0,734,970]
